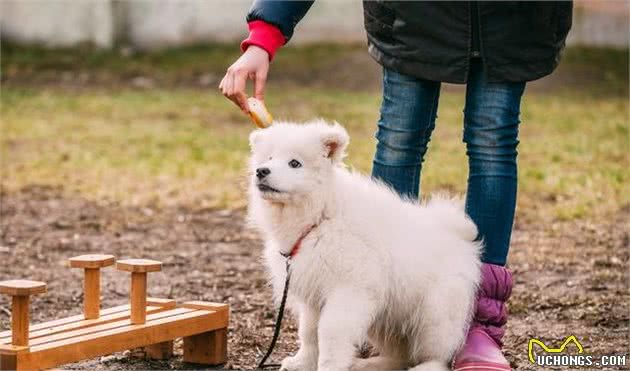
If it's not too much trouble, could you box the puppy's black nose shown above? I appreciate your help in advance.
[256,167,271,179]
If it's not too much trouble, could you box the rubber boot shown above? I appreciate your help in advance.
[453,263,513,371]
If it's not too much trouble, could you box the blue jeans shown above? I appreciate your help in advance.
[372,61,525,266]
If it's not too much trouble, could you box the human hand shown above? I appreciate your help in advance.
[219,45,270,113]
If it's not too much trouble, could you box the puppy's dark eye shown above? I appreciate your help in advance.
[288,159,302,168]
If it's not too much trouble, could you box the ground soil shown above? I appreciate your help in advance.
[0,186,627,370]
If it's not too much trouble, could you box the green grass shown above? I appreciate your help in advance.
[1,45,628,221]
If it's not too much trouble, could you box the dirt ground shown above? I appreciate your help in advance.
[0,186,627,370]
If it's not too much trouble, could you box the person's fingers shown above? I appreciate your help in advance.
[224,72,235,98]
[219,75,226,95]
[220,60,264,114]
[220,71,232,97]
[254,69,267,101]
[233,72,250,112]
[223,71,249,113]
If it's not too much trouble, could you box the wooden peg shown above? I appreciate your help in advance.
[0,280,47,347]
[69,254,115,319]
[116,259,162,324]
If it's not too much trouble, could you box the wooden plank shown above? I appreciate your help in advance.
[0,281,46,296]
[0,353,16,371]
[116,260,161,273]
[130,273,147,324]
[28,308,195,347]
[183,328,228,365]
[0,345,29,356]
[1,299,174,342]
[0,306,167,345]
[16,309,228,370]
[146,298,176,308]
[0,305,130,341]
[68,255,115,269]
[182,301,228,312]
[29,305,129,330]
[144,340,173,360]
[11,297,29,347]
[83,268,100,320]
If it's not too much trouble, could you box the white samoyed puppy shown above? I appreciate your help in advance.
[248,120,482,371]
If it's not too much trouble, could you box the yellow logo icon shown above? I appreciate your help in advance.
[528,335,584,364]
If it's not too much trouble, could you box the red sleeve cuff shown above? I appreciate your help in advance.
[240,20,285,61]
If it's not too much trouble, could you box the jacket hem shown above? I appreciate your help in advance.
[368,43,468,84]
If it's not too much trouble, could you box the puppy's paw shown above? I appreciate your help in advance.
[350,356,408,371]
[350,358,380,371]
[280,354,317,371]
[318,360,350,371]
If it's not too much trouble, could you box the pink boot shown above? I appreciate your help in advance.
[453,263,513,371]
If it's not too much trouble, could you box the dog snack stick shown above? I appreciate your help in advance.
[248,97,273,128]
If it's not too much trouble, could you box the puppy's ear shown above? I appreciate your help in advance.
[249,129,264,150]
[321,122,349,162]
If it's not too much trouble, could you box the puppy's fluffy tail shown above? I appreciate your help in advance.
[425,194,478,241]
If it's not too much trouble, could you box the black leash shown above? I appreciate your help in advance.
[257,260,292,369]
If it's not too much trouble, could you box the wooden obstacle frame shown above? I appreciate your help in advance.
[0,255,229,370]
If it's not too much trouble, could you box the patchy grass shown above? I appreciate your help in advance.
[2,86,627,221]
[1,45,628,221]
[2,43,628,94]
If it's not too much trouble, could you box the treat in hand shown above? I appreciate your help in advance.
[248,97,273,128]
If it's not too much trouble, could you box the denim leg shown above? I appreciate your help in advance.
[372,68,441,200]
[463,61,526,266]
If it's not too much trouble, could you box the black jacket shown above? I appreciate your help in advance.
[247,1,573,83]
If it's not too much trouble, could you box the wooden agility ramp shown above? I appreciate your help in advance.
[0,255,229,370]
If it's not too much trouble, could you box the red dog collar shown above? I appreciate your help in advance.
[281,223,319,259]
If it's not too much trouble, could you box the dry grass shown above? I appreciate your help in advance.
[1,45,628,222]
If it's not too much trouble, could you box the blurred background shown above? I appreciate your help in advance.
[1,0,628,49]
[1,1,628,370]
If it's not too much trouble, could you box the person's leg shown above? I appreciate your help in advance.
[372,68,441,200]
[463,60,525,266]
[453,60,525,371]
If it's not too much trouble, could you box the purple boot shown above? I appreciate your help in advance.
[453,263,513,371]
